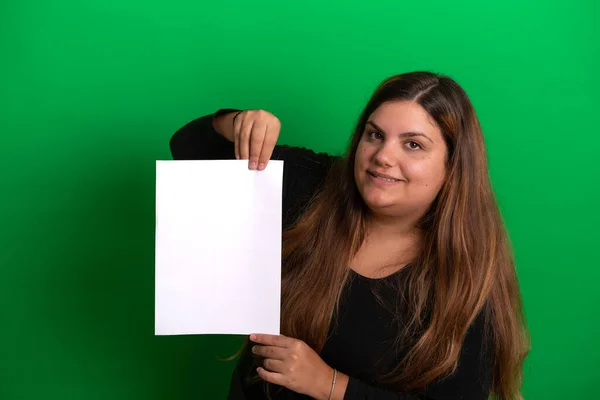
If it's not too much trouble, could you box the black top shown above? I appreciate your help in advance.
[169,110,492,400]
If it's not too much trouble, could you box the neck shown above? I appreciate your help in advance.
[366,211,421,238]
[352,210,424,277]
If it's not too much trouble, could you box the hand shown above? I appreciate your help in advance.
[250,333,335,400]
[233,109,280,170]
[215,109,280,170]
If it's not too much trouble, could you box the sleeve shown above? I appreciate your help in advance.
[344,311,492,400]
[344,379,422,399]
[169,108,238,161]
[169,109,339,229]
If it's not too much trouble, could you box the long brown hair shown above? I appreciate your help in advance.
[271,72,530,399]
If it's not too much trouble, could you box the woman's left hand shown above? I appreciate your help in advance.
[250,333,335,400]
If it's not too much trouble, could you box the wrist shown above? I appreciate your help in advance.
[314,366,336,400]
[331,371,349,400]
[212,110,240,142]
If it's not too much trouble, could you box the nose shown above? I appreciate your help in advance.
[373,142,397,167]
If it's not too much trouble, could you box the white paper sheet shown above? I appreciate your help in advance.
[154,159,283,336]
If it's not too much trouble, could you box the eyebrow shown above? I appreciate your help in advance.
[366,121,434,143]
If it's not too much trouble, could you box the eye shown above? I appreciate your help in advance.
[406,141,422,150]
[367,131,384,140]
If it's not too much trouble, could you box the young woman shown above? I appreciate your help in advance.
[169,71,530,400]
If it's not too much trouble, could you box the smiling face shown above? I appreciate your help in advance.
[353,100,448,219]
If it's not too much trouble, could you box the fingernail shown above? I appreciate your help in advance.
[258,163,265,170]
[252,346,257,353]
[249,161,257,170]
[250,334,256,340]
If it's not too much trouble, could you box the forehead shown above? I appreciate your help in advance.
[368,100,440,136]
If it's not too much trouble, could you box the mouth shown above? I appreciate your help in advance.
[367,170,402,182]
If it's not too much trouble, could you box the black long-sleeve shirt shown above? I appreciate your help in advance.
[169,110,493,400]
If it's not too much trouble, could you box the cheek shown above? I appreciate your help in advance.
[355,142,371,169]
[405,155,446,187]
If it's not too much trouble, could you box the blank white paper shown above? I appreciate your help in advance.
[154,159,283,336]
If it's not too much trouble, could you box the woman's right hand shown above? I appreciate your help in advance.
[214,109,281,171]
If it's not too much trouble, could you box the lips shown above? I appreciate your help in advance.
[367,171,402,182]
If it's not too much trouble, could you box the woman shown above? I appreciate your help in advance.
[169,71,530,400]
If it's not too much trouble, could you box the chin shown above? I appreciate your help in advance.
[362,193,396,211]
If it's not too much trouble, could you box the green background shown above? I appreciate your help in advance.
[1,0,598,398]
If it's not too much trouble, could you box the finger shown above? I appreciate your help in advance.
[248,120,267,170]
[263,358,286,373]
[250,334,291,348]
[257,123,278,171]
[257,367,286,386]
[252,345,287,360]
[239,119,254,160]
[232,113,244,160]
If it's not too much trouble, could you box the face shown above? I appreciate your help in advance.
[354,100,448,219]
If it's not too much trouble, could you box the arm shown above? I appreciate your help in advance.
[169,109,338,228]
[324,373,421,400]
[250,334,424,400]
[169,109,238,161]
[320,372,423,400]
[332,312,492,400]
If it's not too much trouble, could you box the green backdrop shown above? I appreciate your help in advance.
[1,0,599,399]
